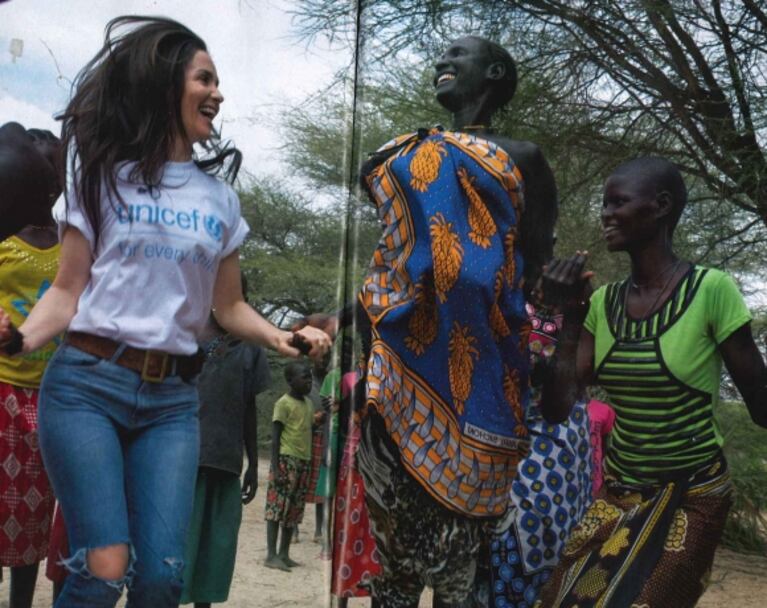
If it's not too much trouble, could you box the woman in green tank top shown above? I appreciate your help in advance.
[537,157,766,608]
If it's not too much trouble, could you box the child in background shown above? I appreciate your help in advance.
[264,361,314,571]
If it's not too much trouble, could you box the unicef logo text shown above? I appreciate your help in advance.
[116,203,224,243]
[204,214,224,242]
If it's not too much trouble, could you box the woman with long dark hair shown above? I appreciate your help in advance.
[538,157,766,607]
[0,16,329,607]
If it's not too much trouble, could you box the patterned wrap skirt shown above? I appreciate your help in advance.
[476,402,593,608]
[535,454,732,608]
[0,382,54,566]
[264,454,311,527]
[331,425,381,598]
[305,429,324,504]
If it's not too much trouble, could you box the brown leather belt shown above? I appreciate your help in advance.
[65,331,204,383]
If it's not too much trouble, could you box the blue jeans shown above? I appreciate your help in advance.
[39,344,200,608]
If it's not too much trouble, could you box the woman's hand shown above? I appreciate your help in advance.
[290,313,339,340]
[276,325,332,360]
[213,254,332,361]
[541,251,594,317]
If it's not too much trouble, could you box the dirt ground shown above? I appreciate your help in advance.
[24,457,767,607]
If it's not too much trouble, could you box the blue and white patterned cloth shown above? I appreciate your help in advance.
[485,402,593,608]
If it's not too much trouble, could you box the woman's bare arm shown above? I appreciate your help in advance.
[212,252,331,360]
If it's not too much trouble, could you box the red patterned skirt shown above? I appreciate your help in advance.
[331,426,381,597]
[45,504,68,583]
[0,382,54,566]
[305,429,324,504]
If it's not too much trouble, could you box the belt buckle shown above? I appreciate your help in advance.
[141,350,169,383]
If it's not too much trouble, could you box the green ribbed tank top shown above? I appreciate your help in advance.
[584,266,752,485]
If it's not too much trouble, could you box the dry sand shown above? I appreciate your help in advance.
[25,457,766,607]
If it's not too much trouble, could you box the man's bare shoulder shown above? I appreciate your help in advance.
[486,135,545,166]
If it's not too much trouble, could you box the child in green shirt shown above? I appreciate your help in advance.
[264,360,314,571]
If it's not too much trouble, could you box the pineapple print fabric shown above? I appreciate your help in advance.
[360,129,529,517]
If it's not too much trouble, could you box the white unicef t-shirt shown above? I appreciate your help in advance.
[53,161,249,355]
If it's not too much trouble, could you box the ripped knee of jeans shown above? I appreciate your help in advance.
[162,556,185,590]
[59,544,136,591]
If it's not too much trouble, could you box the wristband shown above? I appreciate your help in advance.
[0,325,24,356]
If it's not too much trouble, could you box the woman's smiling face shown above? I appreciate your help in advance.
[179,50,223,148]
[601,172,661,252]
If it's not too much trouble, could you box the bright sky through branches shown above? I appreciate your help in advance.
[0,0,349,178]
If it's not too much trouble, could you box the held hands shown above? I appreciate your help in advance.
[313,410,327,425]
[274,326,332,361]
[0,309,22,356]
[290,313,339,340]
[541,251,594,317]
[0,309,12,343]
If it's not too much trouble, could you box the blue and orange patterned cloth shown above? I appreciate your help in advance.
[360,128,531,517]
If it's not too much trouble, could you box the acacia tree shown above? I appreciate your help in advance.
[280,60,767,285]
[238,178,347,322]
[292,0,767,250]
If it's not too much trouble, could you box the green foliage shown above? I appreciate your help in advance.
[237,177,347,321]
[279,61,767,293]
[290,0,767,284]
[716,401,767,554]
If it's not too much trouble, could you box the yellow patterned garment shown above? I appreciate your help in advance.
[0,236,60,387]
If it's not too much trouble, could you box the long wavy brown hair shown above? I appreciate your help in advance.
[60,16,241,248]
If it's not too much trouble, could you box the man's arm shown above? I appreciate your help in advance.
[537,254,594,423]
[242,394,259,505]
[720,325,767,428]
[506,140,558,295]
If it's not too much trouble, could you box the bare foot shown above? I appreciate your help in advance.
[264,556,291,572]
[281,556,301,568]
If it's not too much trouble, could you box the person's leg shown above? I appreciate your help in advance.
[279,457,310,567]
[122,375,199,608]
[314,502,324,541]
[278,524,296,566]
[265,521,280,562]
[356,419,425,608]
[52,580,64,604]
[38,346,134,608]
[10,563,39,608]
[264,456,292,571]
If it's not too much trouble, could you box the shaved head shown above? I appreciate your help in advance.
[611,157,687,231]
[466,36,517,108]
